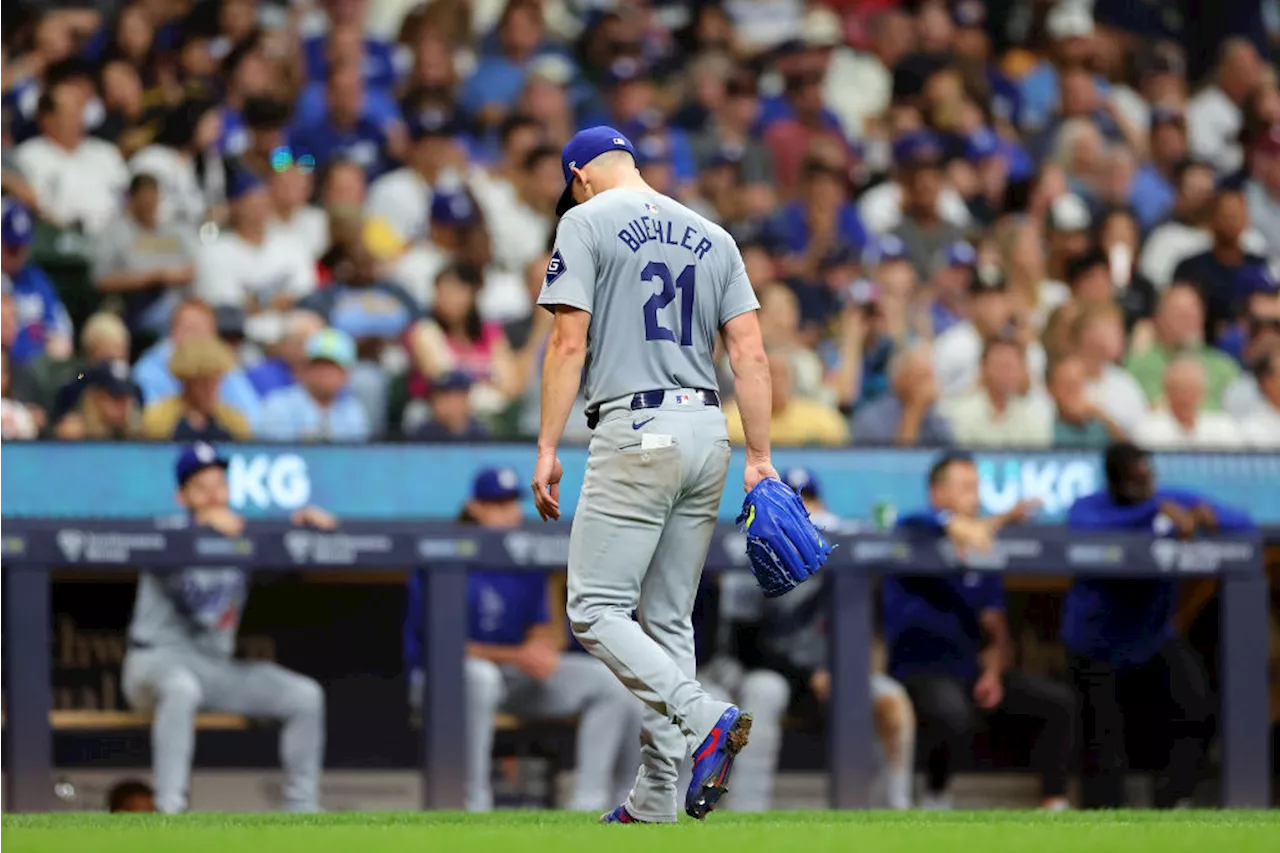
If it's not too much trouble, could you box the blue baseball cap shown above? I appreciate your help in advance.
[432,369,473,394]
[892,130,943,169]
[408,108,460,140]
[964,127,1001,162]
[305,328,356,367]
[227,170,266,202]
[862,234,907,267]
[430,188,478,226]
[472,466,521,502]
[783,467,821,498]
[945,240,978,269]
[557,125,636,216]
[2,198,35,249]
[175,442,229,488]
[634,133,671,168]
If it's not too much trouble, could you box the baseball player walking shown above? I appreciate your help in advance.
[531,126,778,823]
[121,443,331,813]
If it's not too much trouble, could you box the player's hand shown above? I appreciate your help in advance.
[196,506,245,537]
[531,451,564,521]
[973,669,1003,710]
[743,459,780,493]
[809,669,832,704]
[1003,498,1042,526]
[947,516,995,554]
[1158,500,1198,540]
[1191,502,1219,533]
[515,640,561,681]
[291,505,338,530]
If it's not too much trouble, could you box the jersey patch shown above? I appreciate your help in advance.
[544,249,567,287]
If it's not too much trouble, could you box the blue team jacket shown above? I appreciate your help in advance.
[883,510,1007,681]
[402,570,548,671]
[1063,488,1254,667]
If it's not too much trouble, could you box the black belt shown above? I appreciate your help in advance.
[587,388,720,429]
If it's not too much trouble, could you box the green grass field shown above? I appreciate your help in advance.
[5,811,1279,853]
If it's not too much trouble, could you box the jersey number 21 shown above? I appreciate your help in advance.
[642,261,696,346]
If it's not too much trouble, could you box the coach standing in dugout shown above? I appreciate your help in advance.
[1064,442,1254,808]
[887,453,1075,810]
[121,443,334,813]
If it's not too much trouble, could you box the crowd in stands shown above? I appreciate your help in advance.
[3,0,1279,449]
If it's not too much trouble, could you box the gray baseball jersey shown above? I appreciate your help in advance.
[127,567,248,658]
[123,524,324,813]
[537,188,759,407]
[547,185,761,822]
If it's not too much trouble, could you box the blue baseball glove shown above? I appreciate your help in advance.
[736,478,835,598]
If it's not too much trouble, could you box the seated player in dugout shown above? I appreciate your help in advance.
[122,443,335,813]
[889,452,1075,810]
[697,467,916,810]
[1064,442,1253,808]
[402,467,642,813]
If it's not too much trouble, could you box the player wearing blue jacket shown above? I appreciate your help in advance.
[403,468,641,812]
[1064,442,1253,808]
[887,453,1074,810]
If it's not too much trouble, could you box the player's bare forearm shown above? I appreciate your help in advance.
[467,642,525,666]
[978,609,1011,676]
[722,311,772,463]
[537,308,589,454]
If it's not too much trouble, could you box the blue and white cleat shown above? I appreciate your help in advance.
[599,804,646,824]
[685,706,753,819]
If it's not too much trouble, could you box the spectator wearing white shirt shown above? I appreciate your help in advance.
[469,144,559,277]
[14,81,128,237]
[268,161,329,262]
[129,99,224,227]
[1069,302,1148,437]
[1186,38,1264,176]
[940,337,1053,447]
[194,172,317,325]
[933,269,1047,397]
[1133,357,1244,449]
[389,184,475,308]
[1240,347,1280,448]
[821,8,914,142]
[365,110,464,244]
[93,173,197,336]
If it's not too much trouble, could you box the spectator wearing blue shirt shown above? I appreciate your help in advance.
[579,58,697,184]
[775,159,867,281]
[245,310,327,398]
[402,468,641,812]
[930,241,976,338]
[1018,3,1109,134]
[1065,442,1253,808]
[259,329,371,442]
[295,23,404,133]
[887,453,1073,810]
[289,61,402,179]
[134,299,263,429]
[1128,108,1186,231]
[459,0,556,128]
[1,199,73,365]
[852,346,953,446]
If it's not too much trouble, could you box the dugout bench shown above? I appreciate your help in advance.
[1,520,1271,811]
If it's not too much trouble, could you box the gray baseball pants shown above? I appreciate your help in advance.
[122,647,325,813]
[463,653,642,812]
[566,393,735,822]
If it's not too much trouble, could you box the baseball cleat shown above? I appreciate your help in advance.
[685,706,752,819]
[599,804,646,824]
